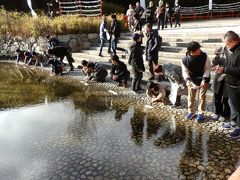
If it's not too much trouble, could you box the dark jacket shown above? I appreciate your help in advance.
[129,42,145,73]
[89,62,108,81]
[224,43,240,87]
[146,30,159,61]
[110,61,129,77]
[163,63,184,83]
[212,46,229,97]
[110,20,121,39]
[52,46,70,57]
[182,51,211,86]
[49,37,60,48]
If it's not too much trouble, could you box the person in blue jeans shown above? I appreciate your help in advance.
[98,15,107,57]
[215,31,240,138]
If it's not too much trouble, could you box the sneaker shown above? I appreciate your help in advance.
[185,113,195,120]
[230,128,240,138]
[222,121,236,129]
[211,113,219,120]
[218,116,225,122]
[195,114,204,123]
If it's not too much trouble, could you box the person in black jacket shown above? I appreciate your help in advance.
[129,32,145,92]
[86,62,108,82]
[46,35,60,48]
[145,23,159,80]
[108,14,126,56]
[110,55,130,87]
[145,1,155,25]
[215,31,240,138]
[164,2,173,28]
[47,46,74,71]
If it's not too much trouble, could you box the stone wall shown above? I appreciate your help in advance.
[0,33,99,58]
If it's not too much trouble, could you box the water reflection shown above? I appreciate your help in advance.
[1,63,240,179]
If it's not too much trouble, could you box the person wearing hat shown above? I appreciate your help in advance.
[181,41,211,122]
[128,32,145,92]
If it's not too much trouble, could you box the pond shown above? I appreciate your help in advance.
[0,63,239,180]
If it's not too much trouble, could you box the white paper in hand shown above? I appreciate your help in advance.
[169,82,179,105]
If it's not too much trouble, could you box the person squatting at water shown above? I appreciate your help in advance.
[15,49,32,65]
[110,55,130,88]
[48,58,65,76]
[129,32,145,93]
[181,41,211,122]
[154,63,187,107]
[85,62,108,83]
[146,81,168,105]
[47,46,74,71]
[211,46,230,122]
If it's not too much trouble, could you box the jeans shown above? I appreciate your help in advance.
[99,38,106,55]
[131,71,143,91]
[111,37,126,56]
[227,86,240,126]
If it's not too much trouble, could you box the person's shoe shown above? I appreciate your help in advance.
[211,113,219,120]
[222,121,236,129]
[98,54,103,57]
[230,128,240,138]
[195,114,204,123]
[136,87,144,91]
[185,113,195,120]
[218,116,225,122]
[148,76,155,80]
[69,68,74,71]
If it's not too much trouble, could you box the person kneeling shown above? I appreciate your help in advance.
[146,81,167,105]
[110,55,130,87]
[48,58,65,76]
[86,62,108,82]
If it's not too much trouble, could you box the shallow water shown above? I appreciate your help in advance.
[0,63,239,179]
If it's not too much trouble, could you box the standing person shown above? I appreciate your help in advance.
[109,15,126,56]
[46,35,60,48]
[154,63,187,107]
[181,41,211,122]
[98,15,107,57]
[156,0,165,30]
[129,32,145,92]
[211,47,230,121]
[47,46,74,71]
[174,3,181,27]
[126,4,135,32]
[133,14,142,32]
[135,2,145,25]
[145,1,155,25]
[110,55,130,87]
[145,23,159,80]
[215,31,240,138]
[164,2,173,28]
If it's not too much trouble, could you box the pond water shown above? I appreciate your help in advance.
[0,63,239,180]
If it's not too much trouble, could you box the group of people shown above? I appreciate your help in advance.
[89,28,240,139]
[126,0,181,32]
[15,35,75,75]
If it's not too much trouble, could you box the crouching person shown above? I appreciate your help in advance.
[32,51,48,67]
[146,81,167,105]
[110,55,130,87]
[154,63,187,107]
[48,58,65,76]
[86,62,108,82]
[47,46,74,71]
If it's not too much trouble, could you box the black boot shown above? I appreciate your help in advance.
[173,95,181,107]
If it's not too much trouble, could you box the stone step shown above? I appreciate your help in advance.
[160,46,216,54]
[159,51,215,59]
[162,42,224,49]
